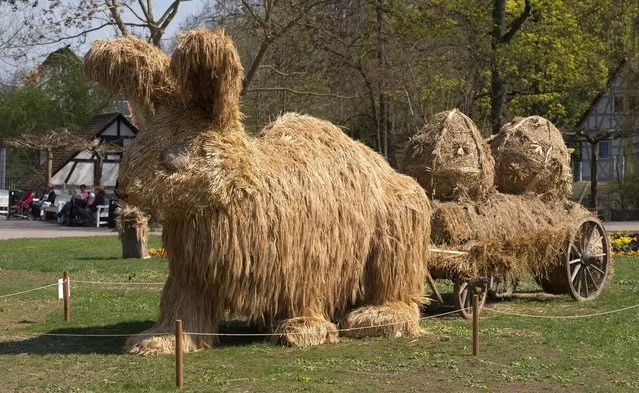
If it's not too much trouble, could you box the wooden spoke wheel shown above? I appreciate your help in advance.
[565,217,611,301]
[488,275,519,300]
[453,279,488,319]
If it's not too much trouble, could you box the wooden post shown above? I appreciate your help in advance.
[426,272,443,304]
[63,271,70,322]
[472,294,479,356]
[176,319,184,389]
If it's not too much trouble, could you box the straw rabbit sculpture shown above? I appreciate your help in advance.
[85,28,431,355]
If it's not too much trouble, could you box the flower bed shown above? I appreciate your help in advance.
[148,248,167,257]
[610,232,639,256]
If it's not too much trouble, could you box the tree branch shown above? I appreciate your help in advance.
[240,0,267,30]
[562,128,630,144]
[137,0,153,24]
[501,0,532,43]
[6,23,111,48]
[258,65,305,77]
[122,3,147,24]
[106,0,130,36]
[157,0,183,38]
[245,86,360,99]
[157,1,183,29]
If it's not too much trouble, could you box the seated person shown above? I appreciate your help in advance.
[58,185,91,225]
[32,184,57,219]
[74,184,91,208]
[88,187,106,213]
[44,185,57,206]
[74,186,107,226]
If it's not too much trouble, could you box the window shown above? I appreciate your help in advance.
[630,96,639,112]
[598,141,611,159]
[613,96,624,112]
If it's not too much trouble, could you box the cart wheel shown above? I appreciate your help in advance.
[566,217,611,301]
[453,280,488,319]
[488,275,519,300]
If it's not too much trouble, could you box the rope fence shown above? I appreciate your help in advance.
[73,280,165,286]
[485,302,639,319]
[2,273,639,389]
[0,308,469,338]
[2,277,639,323]
[0,282,60,298]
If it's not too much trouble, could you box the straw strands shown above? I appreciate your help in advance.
[171,28,243,128]
[402,109,495,202]
[429,193,592,281]
[116,204,150,259]
[86,28,432,355]
[84,34,176,113]
[489,116,572,199]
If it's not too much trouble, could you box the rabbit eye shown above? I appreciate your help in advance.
[161,144,190,172]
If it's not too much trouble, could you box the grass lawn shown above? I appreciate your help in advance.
[1,236,638,392]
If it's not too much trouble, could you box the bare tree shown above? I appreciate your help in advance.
[4,0,191,54]
[3,129,81,185]
[187,0,335,93]
[72,139,125,187]
[563,128,632,210]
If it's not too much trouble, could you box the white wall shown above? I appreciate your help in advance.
[0,148,5,189]
[101,122,118,136]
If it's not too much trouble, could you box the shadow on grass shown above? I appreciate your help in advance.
[422,290,565,317]
[0,320,267,355]
[0,321,155,355]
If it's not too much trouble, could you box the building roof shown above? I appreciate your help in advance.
[49,113,136,178]
[576,59,628,129]
[20,112,137,189]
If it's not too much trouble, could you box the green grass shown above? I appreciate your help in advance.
[1,236,638,392]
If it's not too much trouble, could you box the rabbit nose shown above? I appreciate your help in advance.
[161,144,190,172]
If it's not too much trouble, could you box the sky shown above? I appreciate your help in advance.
[0,0,208,80]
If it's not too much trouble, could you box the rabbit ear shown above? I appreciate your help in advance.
[170,27,244,128]
[84,35,177,113]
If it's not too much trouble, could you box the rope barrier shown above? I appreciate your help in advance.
[2,280,639,338]
[12,332,172,338]
[73,281,164,286]
[2,301,638,338]
[182,308,470,337]
[0,279,162,299]
[0,308,470,338]
[0,282,61,299]
[485,303,639,319]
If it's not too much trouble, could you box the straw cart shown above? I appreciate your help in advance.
[428,211,612,319]
[403,111,612,319]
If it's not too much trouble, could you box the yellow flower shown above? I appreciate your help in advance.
[148,248,167,257]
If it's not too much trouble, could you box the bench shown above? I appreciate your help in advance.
[0,189,8,217]
[95,205,109,227]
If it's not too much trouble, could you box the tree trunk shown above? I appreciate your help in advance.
[490,0,506,135]
[490,0,531,134]
[376,0,389,158]
[95,154,104,187]
[46,149,53,185]
[590,141,598,211]
[242,39,273,95]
